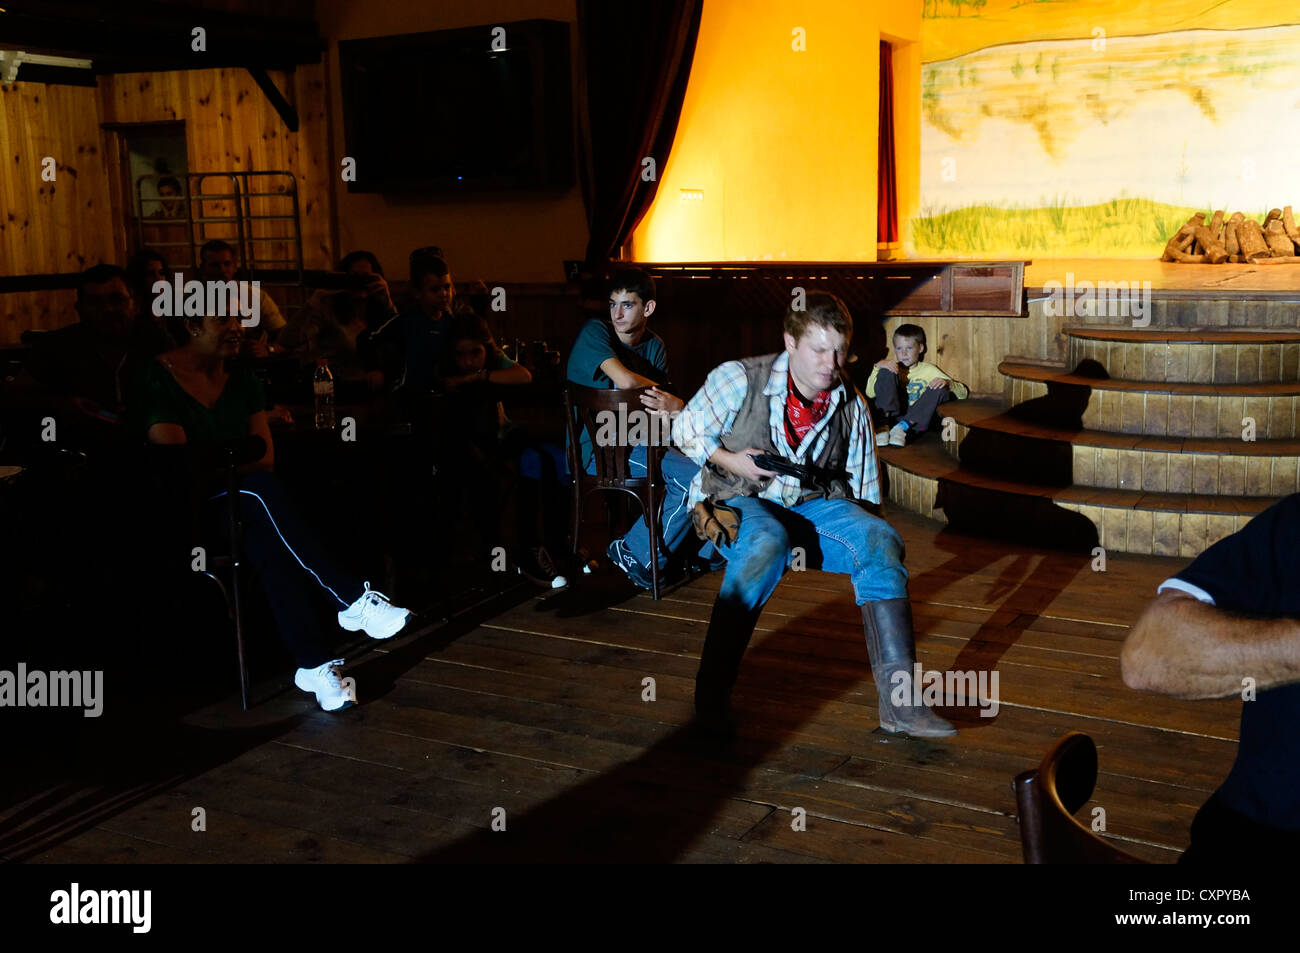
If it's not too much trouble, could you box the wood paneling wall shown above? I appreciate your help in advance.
[0,82,117,273]
[0,65,332,345]
[879,311,1053,397]
[98,66,333,269]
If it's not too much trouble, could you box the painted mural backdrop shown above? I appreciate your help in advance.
[917,0,1300,258]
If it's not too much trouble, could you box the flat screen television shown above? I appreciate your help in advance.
[338,19,574,193]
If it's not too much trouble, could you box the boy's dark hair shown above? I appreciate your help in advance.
[76,263,130,300]
[608,268,655,305]
[784,290,853,344]
[443,313,501,372]
[893,323,926,350]
[410,253,450,288]
[409,245,446,266]
[447,313,495,348]
[199,239,237,261]
[158,177,182,194]
[338,249,384,276]
[125,248,167,288]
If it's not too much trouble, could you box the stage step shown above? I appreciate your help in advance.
[1001,360,1300,438]
[938,399,1300,497]
[880,438,1276,557]
[1063,326,1300,384]
[1028,293,1300,330]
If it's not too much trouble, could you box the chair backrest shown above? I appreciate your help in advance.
[1013,732,1147,864]
[563,384,665,485]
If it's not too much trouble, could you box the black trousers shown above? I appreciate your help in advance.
[1180,792,1300,864]
[207,471,364,670]
[871,367,952,431]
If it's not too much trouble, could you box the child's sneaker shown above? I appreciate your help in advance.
[606,538,655,590]
[338,582,410,639]
[888,424,908,447]
[875,428,893,447]
[517,546,569,589]
[294,659,355,712]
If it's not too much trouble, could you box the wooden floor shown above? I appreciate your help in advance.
[4,509,1240,864]
[1025,258,1300,293]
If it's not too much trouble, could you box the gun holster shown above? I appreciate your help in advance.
[692,500,742,549]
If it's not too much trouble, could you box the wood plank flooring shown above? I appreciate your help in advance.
[4,509,1240,864]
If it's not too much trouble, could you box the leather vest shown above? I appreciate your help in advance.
[698,354,853,505]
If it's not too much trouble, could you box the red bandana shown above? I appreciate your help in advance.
[784,371,832,449]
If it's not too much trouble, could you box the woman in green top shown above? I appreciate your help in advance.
[133,310,411,712]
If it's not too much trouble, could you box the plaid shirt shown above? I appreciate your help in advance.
[672,351,881,508]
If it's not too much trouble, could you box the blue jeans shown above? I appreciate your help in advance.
[715,495,907,611]
[585,446,699,570]
[208,471,365,669]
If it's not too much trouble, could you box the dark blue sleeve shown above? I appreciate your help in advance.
[650,336,669,378]
[1174,495,1300,615]
[566,320,617,387]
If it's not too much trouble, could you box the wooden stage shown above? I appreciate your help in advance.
[1025,258,1300,295]
[4,509,1239,865]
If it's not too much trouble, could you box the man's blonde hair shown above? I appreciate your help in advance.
[784,290,853,343]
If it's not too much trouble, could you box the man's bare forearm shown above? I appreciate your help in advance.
[1121,591,1300,699]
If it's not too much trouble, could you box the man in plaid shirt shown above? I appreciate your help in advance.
[672,291,956,740]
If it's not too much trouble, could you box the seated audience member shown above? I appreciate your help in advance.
[397,246,484,316]
[198,239,286,355]
[130,308,411,712]
[674,291,955,740]
[565,268,701,589]
[440,314,568,587]
[16,264,148,448]
[126,248,183,354]
[279,250,397,391]
[1122,494,1300,863]
[865,323,968,447]
[368,252,457,399]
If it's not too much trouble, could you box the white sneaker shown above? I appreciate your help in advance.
[338,582,410,639]
[888,424,908,447]
[294,659,355,712]
[875,429,891,447]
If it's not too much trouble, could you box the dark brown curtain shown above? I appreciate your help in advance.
[877,40,899,251]
[576,0,703,267]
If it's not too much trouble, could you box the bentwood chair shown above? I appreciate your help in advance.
[1013,732,1147,864]
[143,440,259,710]
[563,384,669,600]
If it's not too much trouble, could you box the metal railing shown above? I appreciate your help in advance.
[134,170,306,321]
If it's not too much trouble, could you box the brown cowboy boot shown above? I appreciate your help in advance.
[862,598,957,738]
[692,598,761,741]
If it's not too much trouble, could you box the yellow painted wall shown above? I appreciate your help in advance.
[630,0,923,263]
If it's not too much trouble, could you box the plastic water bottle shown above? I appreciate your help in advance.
[313,359,335,430]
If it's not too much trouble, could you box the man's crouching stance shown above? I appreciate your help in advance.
[673,291,955,740]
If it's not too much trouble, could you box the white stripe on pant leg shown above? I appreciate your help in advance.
[210,489,350,607]
[654,473,693,565]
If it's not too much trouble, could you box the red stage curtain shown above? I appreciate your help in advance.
[576,0,703,267]
[877,40,899,254]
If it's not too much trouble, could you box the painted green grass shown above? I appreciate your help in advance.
[912,197,1229,258]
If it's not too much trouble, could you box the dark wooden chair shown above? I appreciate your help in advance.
[563,384,668,600]
[1013,731,1148,864]
[142,441,255,710]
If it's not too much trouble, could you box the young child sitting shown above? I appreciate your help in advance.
[865,323,969,447]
